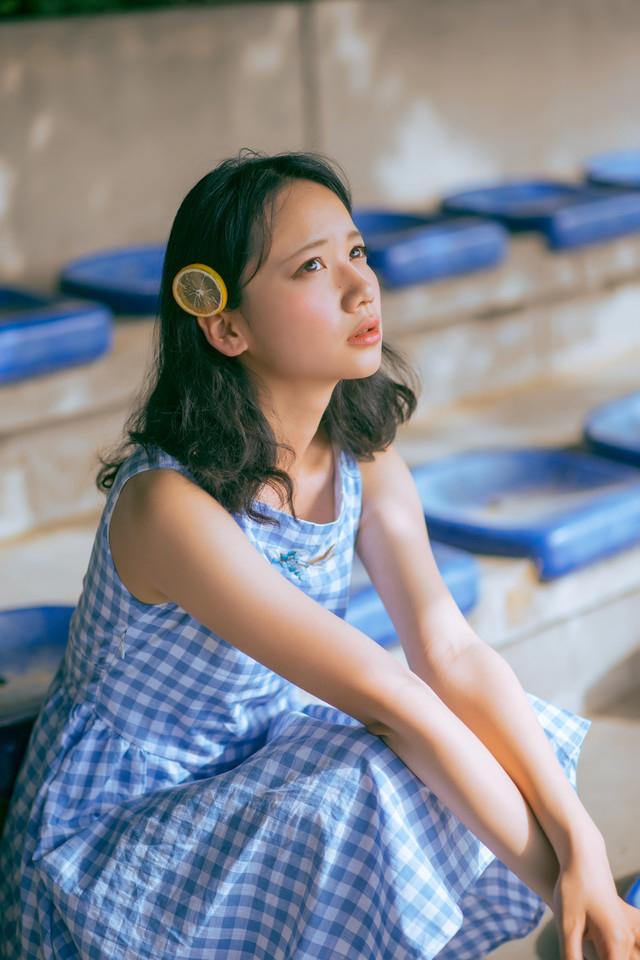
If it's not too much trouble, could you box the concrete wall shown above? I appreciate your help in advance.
[1,4,305,286]
[2,0,640,288]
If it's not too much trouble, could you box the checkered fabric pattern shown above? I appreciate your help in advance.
[0,443,591,959]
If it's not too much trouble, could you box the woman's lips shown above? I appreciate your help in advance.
[347,320,382,345]
[348,318,381,342]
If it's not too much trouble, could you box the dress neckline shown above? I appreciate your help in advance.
[253,444,344,529]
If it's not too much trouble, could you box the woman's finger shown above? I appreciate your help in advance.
[561,921,586,960]
[588,925,635,960]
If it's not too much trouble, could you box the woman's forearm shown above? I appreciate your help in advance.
[421,640,601,865]
[375,672,561,908]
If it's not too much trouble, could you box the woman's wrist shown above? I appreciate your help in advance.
[553,816,607,869]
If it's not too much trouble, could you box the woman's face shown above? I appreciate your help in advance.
[234,179,383,387]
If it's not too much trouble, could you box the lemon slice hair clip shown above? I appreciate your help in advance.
[172,263,229,317]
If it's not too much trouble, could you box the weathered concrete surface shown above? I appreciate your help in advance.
[395,343,640,452]
[0,405,128,540]
[379,233,640,335]
[0,514,99,608]
[0,319,154,540]
[0,5,304,288]
[3,1,640,289]
[314,0,640,206]
[392,282,640,418]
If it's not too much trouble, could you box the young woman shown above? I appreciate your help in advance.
[2,150,639,960]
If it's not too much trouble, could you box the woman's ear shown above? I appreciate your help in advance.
[196,309,249,358]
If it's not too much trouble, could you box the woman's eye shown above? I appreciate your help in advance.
[298,244,367,275]
[301,257,323,273]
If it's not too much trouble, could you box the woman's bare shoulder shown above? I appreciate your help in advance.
[108,466,212,605]
[121,464,198,508]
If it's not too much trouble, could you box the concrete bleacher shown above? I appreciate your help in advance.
[394,344,640,716]
[2,229,640,721]
[387,235,640,716]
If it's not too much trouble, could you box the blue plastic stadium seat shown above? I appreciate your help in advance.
[584,149,640,190]
[583,392,640,467]
[345,543,479,649]
[409,448,640,580]
[0,605,73,822]
[59,245,165,315]
[0,287,113,384]
[440,179,640,250]
[352,209,508,288]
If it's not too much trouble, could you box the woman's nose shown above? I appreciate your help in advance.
[341,264,376,311]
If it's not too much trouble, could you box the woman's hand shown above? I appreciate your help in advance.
[580,900,640,960]
[552,853,640,959]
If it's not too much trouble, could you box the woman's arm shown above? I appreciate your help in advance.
[418,638,601,864]
[371,671,563,907]
[355,442,603,864]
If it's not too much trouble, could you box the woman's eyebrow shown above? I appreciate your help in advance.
[281,228,363,265]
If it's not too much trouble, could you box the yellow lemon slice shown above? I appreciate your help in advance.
[172,263,228,316]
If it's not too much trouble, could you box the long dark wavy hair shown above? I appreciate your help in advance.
[97,149,422,525]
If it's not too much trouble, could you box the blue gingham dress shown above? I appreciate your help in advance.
[0,443,592,960]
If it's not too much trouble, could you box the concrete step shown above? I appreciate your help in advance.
[0,318,154,542]
[381,231,640,419]
[380,231,640,336]
[391,275,640,420]
[3,234,640,543]
[3,294,638,544]
[368,350,640,713]
[0,513,99,609]
[395,342,640,460]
